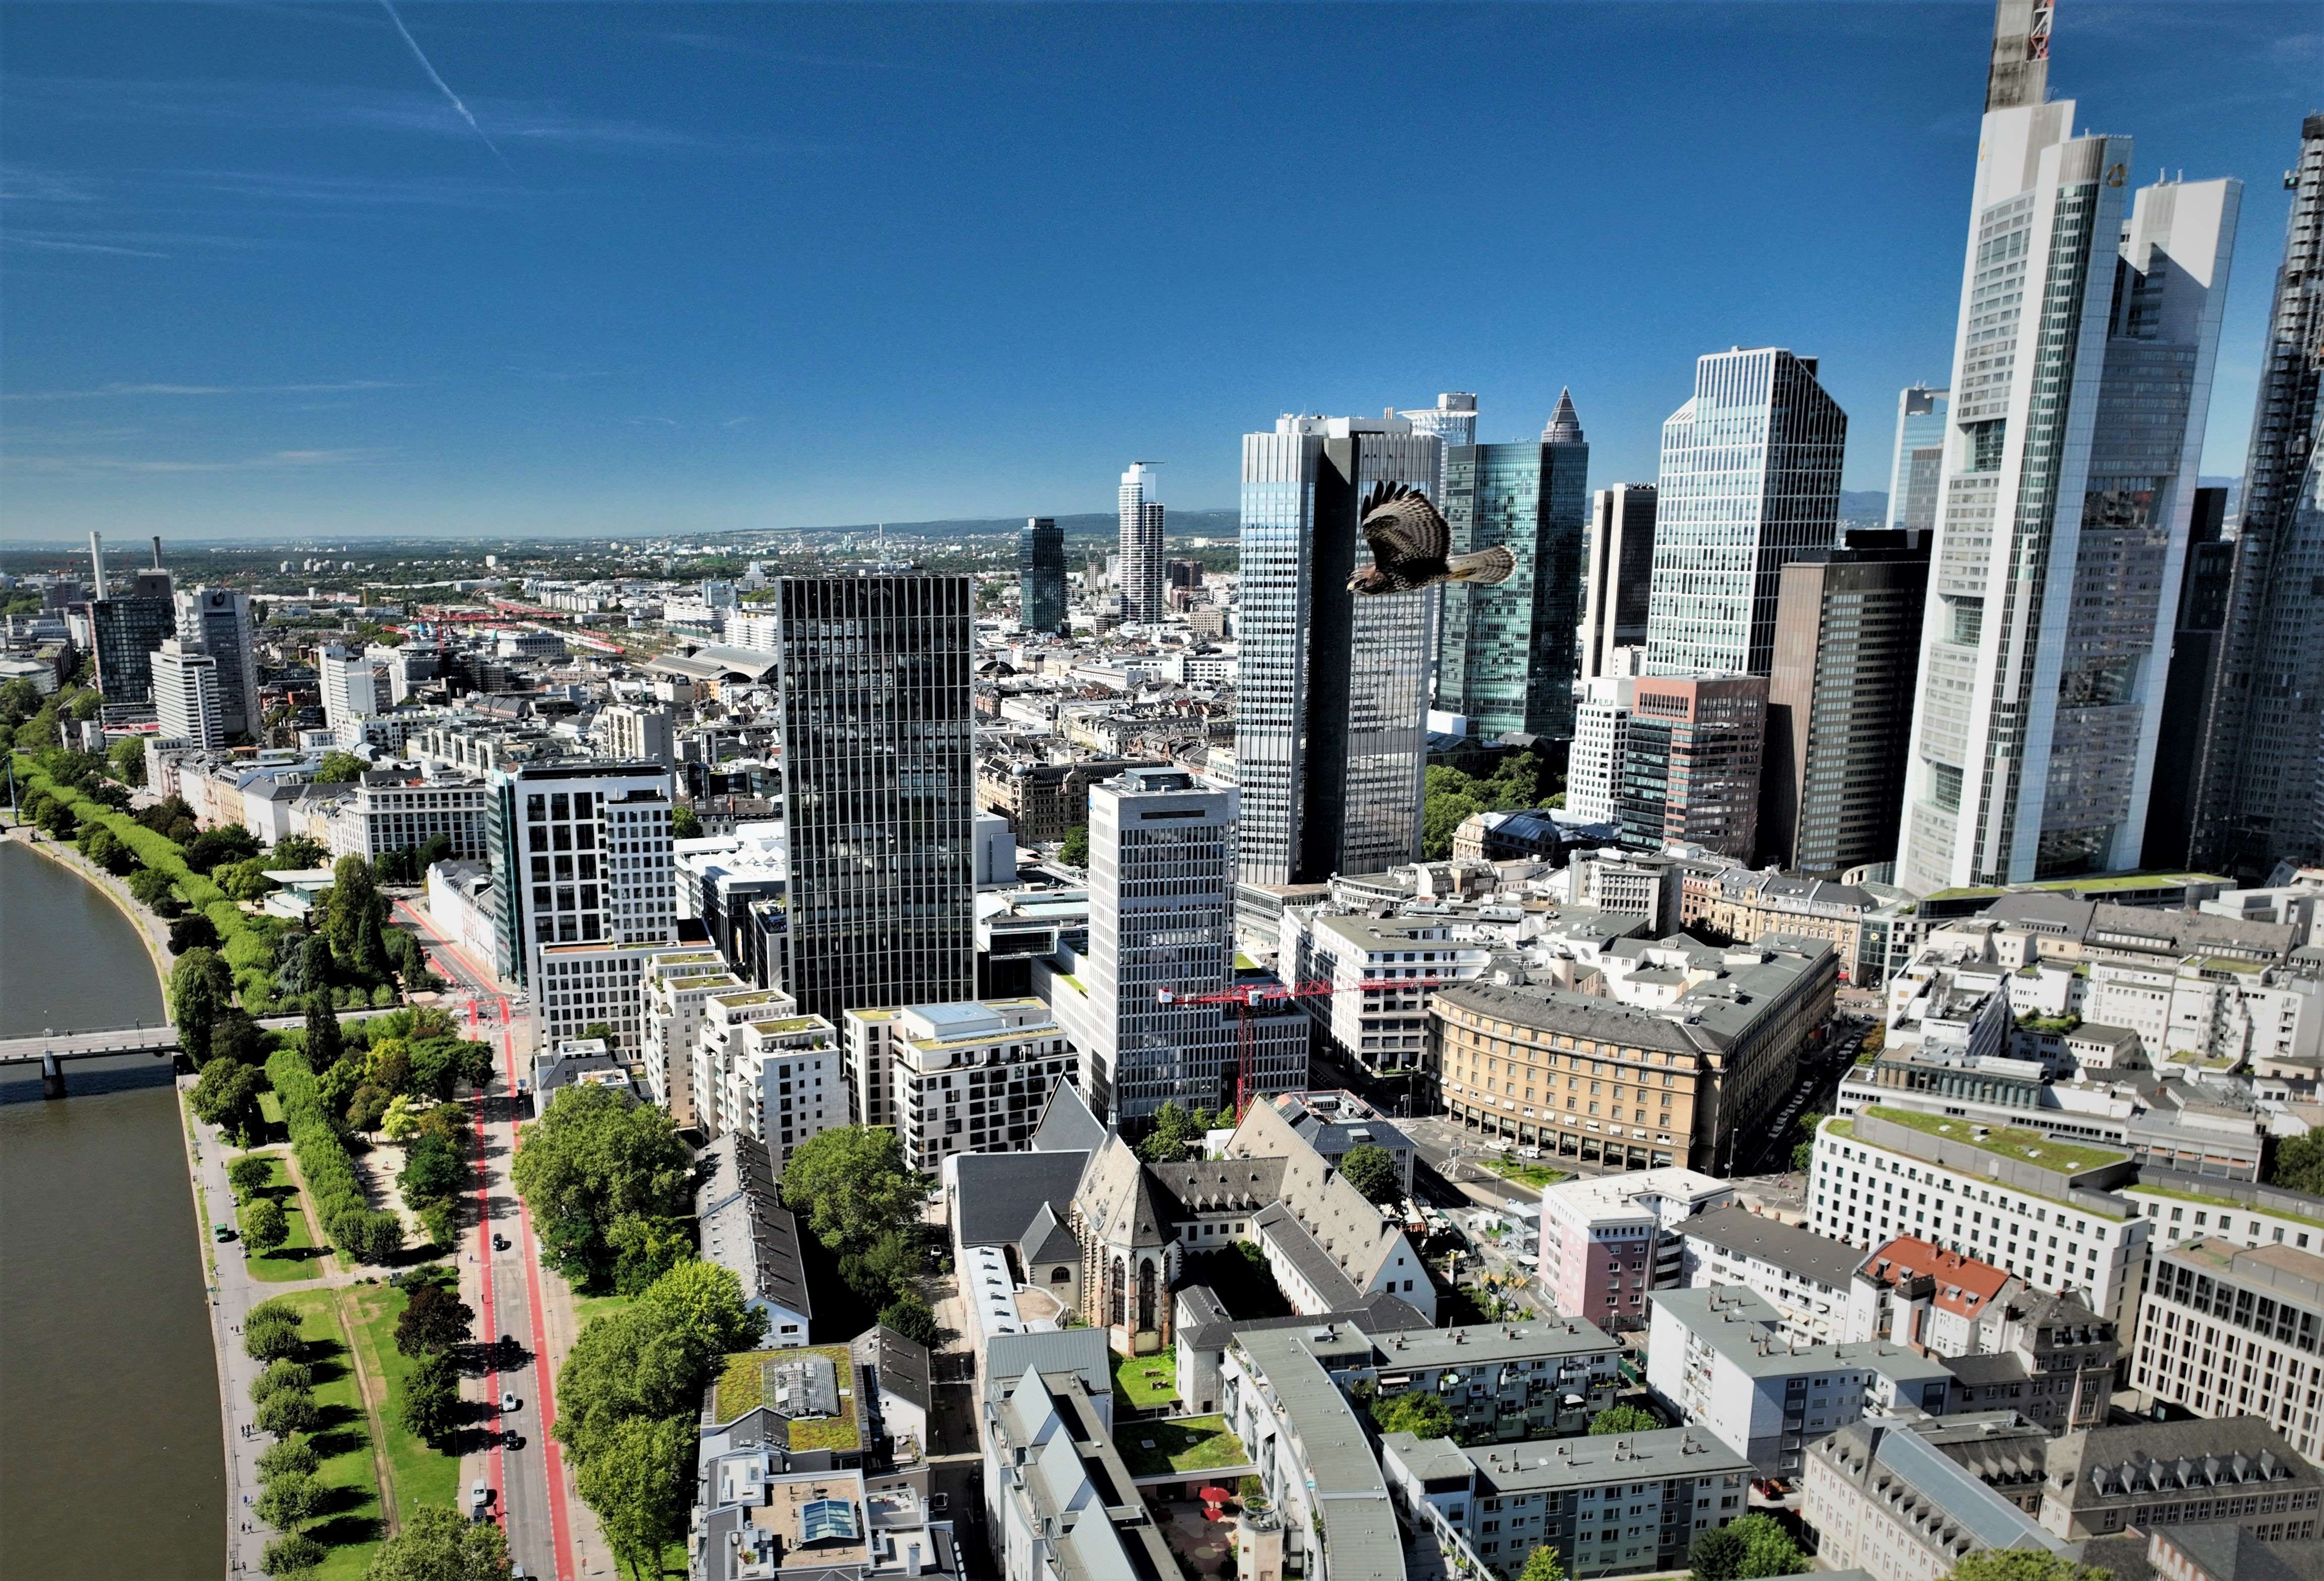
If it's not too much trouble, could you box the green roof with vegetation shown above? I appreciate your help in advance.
[710,1345,862,1453]
[1117,1415,1250,1478]
[1855,1106,2129,1174]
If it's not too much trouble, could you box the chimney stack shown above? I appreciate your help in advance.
[89,532,108,600]
[150,535,163,570]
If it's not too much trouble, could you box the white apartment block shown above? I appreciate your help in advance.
[841,999,1078,1176]
[704,1011,843,1170]
[1566,678,1632,825]
[152,638,223,750]
[1810,1106,2151,1328]
[641,949,740,1129]
[2084,955,2322,1070]
[2132,1237,2324,1463]
[323,777,491,864]
[2124,1174,2324,1261]
[318,642,378,735]
[1278,910,1493,1076]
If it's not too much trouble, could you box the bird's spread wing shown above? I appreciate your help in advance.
[1359,481,1449,569]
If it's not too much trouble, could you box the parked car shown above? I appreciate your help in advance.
[214,1225,237,1242]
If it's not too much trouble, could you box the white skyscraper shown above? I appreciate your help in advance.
[1117,462,1166,624]
[152,638,223,749]
[319,643,379,737]
[1884,386,1950,534]
[174,587,259,740]
[1895,7,2241,892]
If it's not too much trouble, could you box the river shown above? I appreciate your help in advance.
[0,837,225,1577]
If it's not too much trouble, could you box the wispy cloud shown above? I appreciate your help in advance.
[376,0,513,173]
[1,447,395,475]
[3,380,417,402]
[5,235,173,259]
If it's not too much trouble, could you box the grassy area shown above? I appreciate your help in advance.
[1856,1105,2128,1175]
[709,1345,862,1452]
[341,1279,461,1529]
[271,1288,387,1579]
[239,1152,327,1282]
[1117,1415,1249,1478]
[1484,1158,1568,1189]
[259,1091,286,1127]
[1113,1348,1179,1410]
[180,1093,219,1282]
[572,1286,638,1331]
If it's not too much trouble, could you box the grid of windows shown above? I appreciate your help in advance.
[1438,431,1589,741]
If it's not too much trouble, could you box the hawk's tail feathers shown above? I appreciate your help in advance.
[1446,546,1516,585]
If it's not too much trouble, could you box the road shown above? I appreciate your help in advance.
[393,898,577,1581]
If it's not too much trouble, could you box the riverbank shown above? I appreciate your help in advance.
[1,820,179,999]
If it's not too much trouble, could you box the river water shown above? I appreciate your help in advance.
[0,837,224,1577]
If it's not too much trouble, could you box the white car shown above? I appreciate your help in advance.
[470,1480,492,1510]
[500,1391,520,1414]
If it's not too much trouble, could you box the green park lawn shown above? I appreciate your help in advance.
[1113,1348,1179,1411]
[341,1278,461,1530]
[239,1153,327,1282]
[1118,1415,1250,1478]
[272,1288,388,1580]
[259,1091,287,1128]
[1485,1158,1568,1190]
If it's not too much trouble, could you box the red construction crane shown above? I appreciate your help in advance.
[1157,974,1456,1120]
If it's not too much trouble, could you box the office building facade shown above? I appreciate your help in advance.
[2193,115,2324,879]
[772,574,976,1026]
[1580,485,1657,681]
[1117,463,1166,624]
[1234,413,1440,892]
[319,643,379,736]
[1885,387,1951,534]
[1896,27,2242,891]
[87,570,176,705]
[174,587,259,740]
[1435,392,1591,741]
[2141,487,2236,868]
[1762,539,1932,875]
[152,638,223,749]
[1644,348,1846,679]
[1399,391,1477,500]
[1018,516,1067,636]
[1616,674,1768,861]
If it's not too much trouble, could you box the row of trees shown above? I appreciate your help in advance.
[779,1126,942,1344]
[510,1083,695,1294]
[556,1262,764,1576]
[395,1271,476,1448]
[267,1046,407,1265]
[242,1298,332,1576]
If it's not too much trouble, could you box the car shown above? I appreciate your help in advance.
[470,1480,493,1510]
[504,1430,525,1450]
[492,1234,510,1251]
[214,1225,237,1242]
[501,1391,520,1414]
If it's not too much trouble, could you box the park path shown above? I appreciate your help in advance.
[335,1283,402,1539]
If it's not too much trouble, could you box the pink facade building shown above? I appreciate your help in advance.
[1540,1167,1734,1330]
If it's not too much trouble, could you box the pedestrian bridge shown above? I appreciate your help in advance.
[0,1024,181,1097]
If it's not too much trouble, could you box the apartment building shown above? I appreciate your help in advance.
[1804,1414,2073,1581]
[1540,1169,1735,1332]
[840,1000,1077,1176]
[324,774,492,864]
[1364,1317,1624,1443]
[1678,1206,1864,1346]
[2124,1171,2324,1260]
[1221,1324,1404,1581]
[641,949,740,1129]
[984,1350,1175,1581]
[1278,910,1494,1077]
[2132,1236,2324,1464]
[701,1010,843,1171]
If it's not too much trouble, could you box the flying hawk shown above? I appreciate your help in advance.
[1348,482,1516,595]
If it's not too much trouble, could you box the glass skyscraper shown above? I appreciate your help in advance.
[773,572,976,1025]
[1117,462,1166,624]
[2191,115,2324,878]
[1642,348,1846,679]
[1436,391,1590,741]
[1234,413,1440,892]
[175,586,259,740]
[1885,386,1950,534]
[1896,10,2241,891]
[1018,516,1067,636]
[1579,484,1657,680]
[88,569,176,706]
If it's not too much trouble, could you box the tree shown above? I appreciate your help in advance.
[1420,789,1483,860]
[1369,1390,1454,1439]
[229,1155,274,1200]
[1588,1404,1660,1436]
[1727,1514,1808,1580]
[79,824,133,875]
[261,1532,325,1576]
[511,1084,694,1287]
[107,737,147,787]
[169,912,222,954]
[363,1503,512,1581]
[776,1125,926,1256]
[186,825,261,875]
[1059,824,1089,866]
[400,1132,464,1210]
[573,1413,694,1579]
[1518,1545,1568,1581]
[395,1281,476,1358]
[1940,1560,2117,1581]
[273,834,328,869]
[670,804,702,840]
[1690,1527,1747,1581]
[400,1350,462,1445]
[191,1059,265,1144]
[304,991,344,1073]
[325,854,388,979]
[256,1469,323,1529]
[641,1260,767,1356]
[245,1303,304,1362]
[314,751,367,784]
[381,1094,422,1141]
[256,1387,320,1437]
[129,866,175,908]
[607,1213,694,1296]
[878,1294,942,1348]
[1338,1143,1401,1206]
[1136,1101,1199,1164]
[2272,1132,2324,1196]
[245,1197,291,1257]
[251,1359,314,1403]
[347,1082,392,1134]
[256,1439,319,1482]
[172,947,232,1058]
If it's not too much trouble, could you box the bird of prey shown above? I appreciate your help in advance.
[1348,482,1517,595]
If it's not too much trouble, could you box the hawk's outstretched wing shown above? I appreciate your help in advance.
[1359,481,1450,571]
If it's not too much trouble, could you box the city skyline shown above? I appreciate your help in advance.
[2,3,2312,541]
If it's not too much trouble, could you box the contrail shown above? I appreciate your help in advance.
[377,0,513,173]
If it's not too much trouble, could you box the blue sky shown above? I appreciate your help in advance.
[2,2,2315,541]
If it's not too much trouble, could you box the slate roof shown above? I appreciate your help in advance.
[951,1149,1090,1250]
[851,1324,932,1414]
[1031,1080,1107,1156]
[696,1133,813,1325]
[1076,1137,1175,1249]
[1682,1205,1865,1290]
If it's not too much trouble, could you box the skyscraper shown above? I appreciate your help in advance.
[175,587,259,740]
[1885,386,1951,534]
[2142,488,2236,870]
[2191,115,2324,878]
[87,568,174,705]
[1643,348,1846,678]
[1399,392,1478,500]
[1435,391,1590,741]
[152,638,223,749]
[1615,674,1767,860]
[1018,516,1067,636]
[1233,413,1440,897]
[1117,463,1166,624]
[1895,13,2241,891]
[1579,485,1657,681]
[319,643,379,736]
[773,573,976,1025]
[1761,536,1931,876]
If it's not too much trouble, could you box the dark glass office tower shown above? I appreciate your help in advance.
[1018,516,1067,636]
[1436,390,1591,742]
[774,573,976,1025]
[2144,488,2235,869]
[88,569,175,705]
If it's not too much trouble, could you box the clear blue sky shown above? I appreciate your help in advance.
[2,2,2314,541]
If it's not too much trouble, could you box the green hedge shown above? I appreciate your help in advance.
[265,1048,405,1265]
